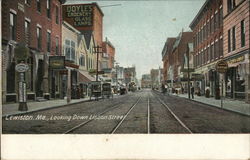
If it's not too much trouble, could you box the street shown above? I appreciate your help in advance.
[3,89,250,134]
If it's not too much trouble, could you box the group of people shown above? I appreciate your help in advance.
[161,84,195,99]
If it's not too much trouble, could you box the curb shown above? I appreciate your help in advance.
[2,99,91,118]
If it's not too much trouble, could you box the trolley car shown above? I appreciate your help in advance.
[102,83,112,98]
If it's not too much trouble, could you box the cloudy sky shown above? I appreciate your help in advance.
[66,0,205,79]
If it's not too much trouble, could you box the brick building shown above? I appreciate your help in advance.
[162,37,176,84]
[189,0,223,98]
[223,0,250,102]
[2,0,64,103]
[141,74,151,88]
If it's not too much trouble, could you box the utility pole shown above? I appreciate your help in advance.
[94,45,102,82]
[187,44,191,99]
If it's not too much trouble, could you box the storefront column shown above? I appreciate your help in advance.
[246,61,250,103]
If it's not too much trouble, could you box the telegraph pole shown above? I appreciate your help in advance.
[94,45,102,82]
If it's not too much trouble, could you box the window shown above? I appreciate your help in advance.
[219,8,223,27]
[56,6,59,24]
[211,44,214,60]
[10,12,16,40]
[232,26,236,51]
[79,55,85,66]
[215,12,219,29]
[37,27,42,49]
[47,32,51,52]
[211,16,214,33]
[25,0,31,5]
[219,38,223,57]
[207,46,210,62]
[207,20,210,35]
[55,37,59,55]
[215,40,219,59]
[228,29,231,53]
[25,20,30,45]
[227,0,236,13]
[37,0,41,12]
[64,39,76,62]
[241,20,245,47]
[47,0,51,18]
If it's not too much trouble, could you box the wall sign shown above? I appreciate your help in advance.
[216,60,228,73]
[63,4,93,27]
[49,56,65,69]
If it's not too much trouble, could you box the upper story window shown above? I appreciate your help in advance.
[227,0,236,13]
[79,55,85,66]
[47,31,51,52]
[37,26,42,49]
[56,6,59,24]
[25,0,31,5]
[37,0,41,13]
[228,29,231,53]
[47,0,51,18]
[232,26,236,51]
[64,39,76,62]
[25,19,30,45]
[55,37,59,55]
[241,20,245,47]
[9,12,16,40]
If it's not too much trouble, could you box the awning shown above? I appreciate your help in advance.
[78,70,95,83]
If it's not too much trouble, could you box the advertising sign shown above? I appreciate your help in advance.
[49,56,65,69]
[216,60,228,73]
[15,63,29,72]
[63,4,93,27]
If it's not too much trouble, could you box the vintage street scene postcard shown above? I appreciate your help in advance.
[1,0,250,159]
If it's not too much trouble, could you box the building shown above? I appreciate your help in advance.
[124,66,136,86]
[150,68,163,89]
[2,0,64,103]
[162,38,176,85]
[141,74,151,88]
[223,0,250,102]
[189,0,223,98]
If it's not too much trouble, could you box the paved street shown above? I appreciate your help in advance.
[3,89,250,134]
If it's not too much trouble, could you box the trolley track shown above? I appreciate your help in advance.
[65,96,142,134]
[151,91,193,133]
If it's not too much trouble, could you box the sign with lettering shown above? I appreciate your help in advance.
[15,63,29,72]
[49,56,65,69]
[63,4,93,27]
[228,55,245,64]
[216,60,228,73]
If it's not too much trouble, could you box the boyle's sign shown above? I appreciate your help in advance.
[216,60,228,73]
[63,4,93,27]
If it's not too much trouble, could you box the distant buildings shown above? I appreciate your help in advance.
[124,66,137,86]
[141,74,151,88]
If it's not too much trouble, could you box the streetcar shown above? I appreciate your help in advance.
[89,81,102,100]
[128,82,137,92]
[102,82,112,99]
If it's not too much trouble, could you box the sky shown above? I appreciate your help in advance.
[66,0,206,79]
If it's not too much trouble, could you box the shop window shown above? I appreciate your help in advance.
[10,12,16,40]
[241,20,245,47]
[232,26,236,51]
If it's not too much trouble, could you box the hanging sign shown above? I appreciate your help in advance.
[216,60,228,73]
[15,63,29,72]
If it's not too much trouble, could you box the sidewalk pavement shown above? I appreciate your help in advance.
[173,93,250,116]
[1,98,90,117]
[2,94,122,117]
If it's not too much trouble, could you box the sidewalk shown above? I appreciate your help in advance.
[2,94,122,117]
[2,98,90,117]
[173,93,250,116]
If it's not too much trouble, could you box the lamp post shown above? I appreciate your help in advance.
[187,44,191,99]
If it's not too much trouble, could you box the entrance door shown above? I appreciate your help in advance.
[36,60,44,97]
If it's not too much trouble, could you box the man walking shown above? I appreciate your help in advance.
[191,85,194,99]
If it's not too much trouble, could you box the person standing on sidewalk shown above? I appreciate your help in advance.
[191,85,194,99]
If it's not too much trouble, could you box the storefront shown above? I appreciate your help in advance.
[225,52,249,101]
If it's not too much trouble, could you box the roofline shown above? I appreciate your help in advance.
[189,0,209,29]
[92,2,104,17]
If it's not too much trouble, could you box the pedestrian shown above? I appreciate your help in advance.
[191,85,194,99]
